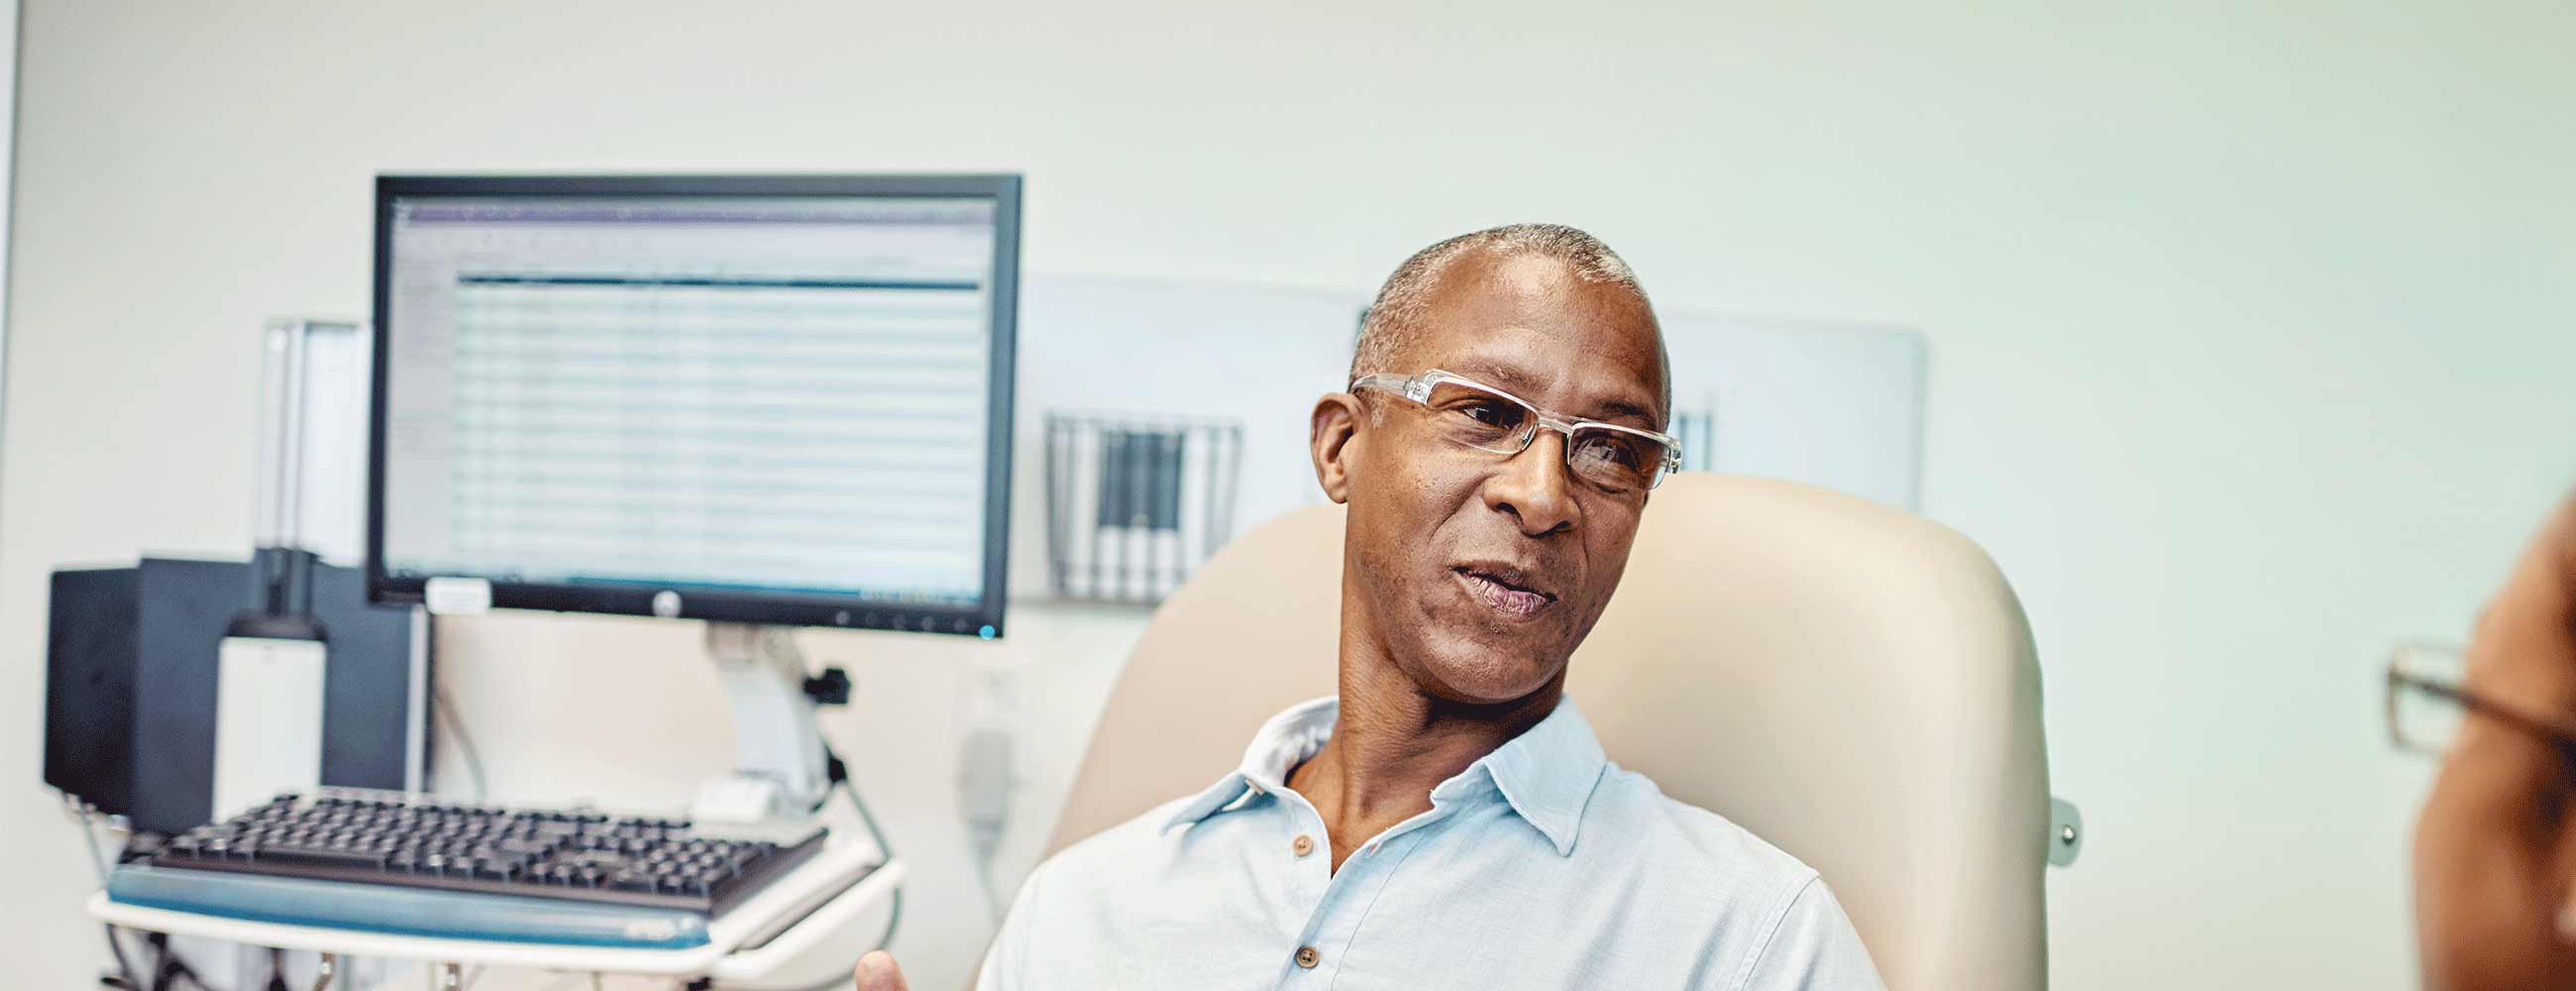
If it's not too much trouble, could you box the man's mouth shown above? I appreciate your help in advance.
[1451,563,1557,618]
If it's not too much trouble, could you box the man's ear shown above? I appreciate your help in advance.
[1310,392,1364,504]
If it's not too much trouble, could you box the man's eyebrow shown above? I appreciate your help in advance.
[1587,398,1660,429]
[1445,359,1546,397]
[1445,359,1661,428]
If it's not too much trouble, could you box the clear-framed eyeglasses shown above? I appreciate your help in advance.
[1347,369,1683,495]
[2386,639,2576,769]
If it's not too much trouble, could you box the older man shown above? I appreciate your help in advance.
[859,224,1883,989]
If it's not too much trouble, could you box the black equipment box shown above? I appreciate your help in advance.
[43,557,425,835]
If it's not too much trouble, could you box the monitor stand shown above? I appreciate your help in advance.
[692,623,835,824]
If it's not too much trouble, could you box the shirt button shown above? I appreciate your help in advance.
[1291,834,1315,857]
[1294,946,1321,969]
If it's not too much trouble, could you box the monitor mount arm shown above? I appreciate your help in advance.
[692,623,851,824]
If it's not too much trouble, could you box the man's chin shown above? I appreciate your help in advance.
[1402,641,1566,707]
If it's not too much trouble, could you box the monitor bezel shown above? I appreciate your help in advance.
[366,173,1020,638]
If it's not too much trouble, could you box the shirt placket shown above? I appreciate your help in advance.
[1268,789,1467,989]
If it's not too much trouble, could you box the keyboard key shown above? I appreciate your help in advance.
[261,844,389,871]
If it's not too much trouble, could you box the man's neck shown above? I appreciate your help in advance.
[1284,649,1562,871]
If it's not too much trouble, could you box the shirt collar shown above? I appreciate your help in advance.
[1161,695,1609,856]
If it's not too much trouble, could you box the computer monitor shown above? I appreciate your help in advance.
[367,174,1020,638]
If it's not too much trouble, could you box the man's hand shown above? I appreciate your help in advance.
[854,950,912,991]
[2415,491,2576,990]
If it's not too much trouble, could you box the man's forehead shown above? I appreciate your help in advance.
[1405,255,1665,425]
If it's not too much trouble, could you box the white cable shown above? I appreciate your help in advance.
[68,801,144,989]
[72,806,115,886]
[814,722,904,954]
[431,680,490,802]
[967,823,1007,920]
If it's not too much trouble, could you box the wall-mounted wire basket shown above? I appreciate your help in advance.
[1044,412,1246,605]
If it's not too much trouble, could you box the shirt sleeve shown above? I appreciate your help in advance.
[1734,876,1886,991]
[974,858,1048,991]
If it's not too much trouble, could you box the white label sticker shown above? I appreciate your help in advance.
[423,577,492,615]
[212,636,327,821]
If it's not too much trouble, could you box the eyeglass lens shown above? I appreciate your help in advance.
[2390,642,2469,754]
[1419,380,1665,491]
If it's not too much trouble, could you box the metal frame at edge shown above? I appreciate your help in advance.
[365,173,1021,639]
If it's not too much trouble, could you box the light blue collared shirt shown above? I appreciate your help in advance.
[978,697,1884,989]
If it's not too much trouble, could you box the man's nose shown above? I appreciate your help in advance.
[1483,428,1577,537]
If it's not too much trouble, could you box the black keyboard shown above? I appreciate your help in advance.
[151,791,827,918]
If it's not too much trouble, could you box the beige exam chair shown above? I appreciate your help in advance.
[1044,474,2078,990]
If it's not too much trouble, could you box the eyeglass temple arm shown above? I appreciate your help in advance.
[2393,669,2576,748]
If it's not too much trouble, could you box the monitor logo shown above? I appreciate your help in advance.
[652,591,683,618]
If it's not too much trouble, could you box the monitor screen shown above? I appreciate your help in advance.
[369,175,1019,636]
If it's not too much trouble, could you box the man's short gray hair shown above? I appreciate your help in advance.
[1350,222,1667,423]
